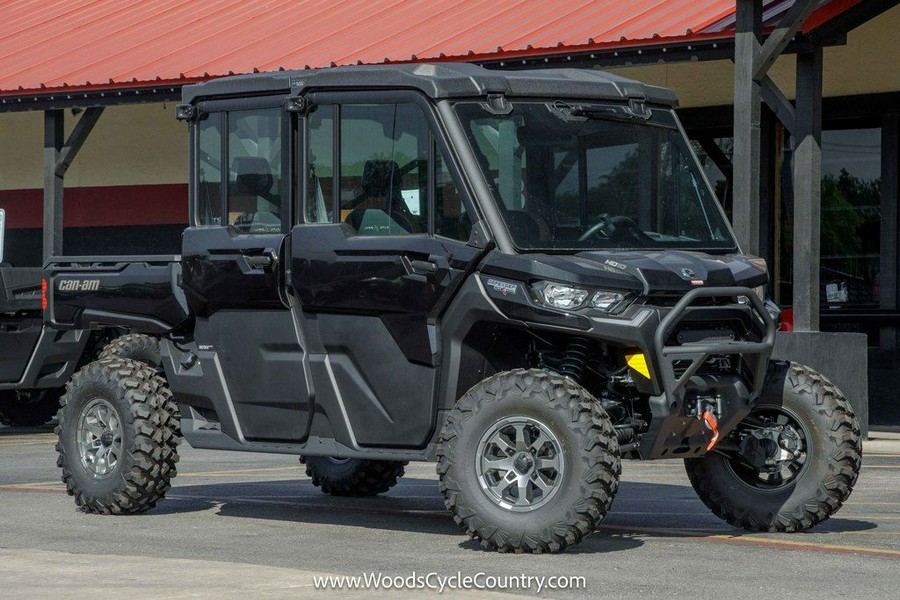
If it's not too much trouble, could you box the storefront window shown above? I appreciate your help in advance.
[819,128,882,307]
[777,127,882,312]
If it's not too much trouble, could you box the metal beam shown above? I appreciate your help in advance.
[732,0,763,255]
[792,48,823,332]
[55,107,103,177]
[753,0,819,81]
[484,32,844,72]
[42,110,64,262]
[0,86,181,114]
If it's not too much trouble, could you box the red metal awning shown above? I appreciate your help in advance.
[0,0,860,97]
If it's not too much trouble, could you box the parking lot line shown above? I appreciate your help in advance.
[597,524,900,559]
[703,535,900,559]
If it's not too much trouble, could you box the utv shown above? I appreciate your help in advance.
[0,210,160,427]
[46,64,860,553]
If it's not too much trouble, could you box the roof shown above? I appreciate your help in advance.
[183,63,680,106]
[0,0,863,99]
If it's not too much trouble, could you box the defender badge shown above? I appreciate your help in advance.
[486,278,517,296]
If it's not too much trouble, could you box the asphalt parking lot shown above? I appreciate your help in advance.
[2,424,899,599]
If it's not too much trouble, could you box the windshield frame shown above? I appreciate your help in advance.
[450,99,740,255]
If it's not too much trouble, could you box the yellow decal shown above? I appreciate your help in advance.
[625,353,650,379]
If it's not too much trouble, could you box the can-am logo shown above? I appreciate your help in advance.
[680,268,705,286]
[57,279,100,292]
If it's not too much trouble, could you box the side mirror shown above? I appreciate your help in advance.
[0,208,5,264]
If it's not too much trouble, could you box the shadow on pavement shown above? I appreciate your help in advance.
[0,423,56,436]
[147,477,879,554]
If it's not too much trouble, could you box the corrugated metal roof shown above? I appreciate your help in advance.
[0,0,857,96]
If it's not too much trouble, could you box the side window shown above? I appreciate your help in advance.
[435,150,471,242]
[227,109,282,233]
[306,105,334,223]
[339,103,428,236]
[197,114,223,226]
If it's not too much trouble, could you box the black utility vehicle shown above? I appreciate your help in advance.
[0,210,101,426]
[47,64,860,553]
[0,212,157,427]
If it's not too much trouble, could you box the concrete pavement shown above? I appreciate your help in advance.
[2,425,899,599]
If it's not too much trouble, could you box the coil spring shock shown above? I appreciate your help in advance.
[559,338,590,384]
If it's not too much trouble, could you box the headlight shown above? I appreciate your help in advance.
[590,290,627,312]
[533,281,589,309]
[737,285,765,305]
[532,281,629,313]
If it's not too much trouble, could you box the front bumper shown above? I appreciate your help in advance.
[482,278,776,458]
[640,287,776,458]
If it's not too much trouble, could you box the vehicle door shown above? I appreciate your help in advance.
[181,97,312,443]
[290,93,485,448]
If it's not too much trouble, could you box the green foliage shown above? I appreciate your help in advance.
[820,168,881,258]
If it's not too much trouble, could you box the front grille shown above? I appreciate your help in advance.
[638,294,739,308]
[673,354,739,378]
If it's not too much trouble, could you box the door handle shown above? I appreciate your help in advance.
[410,259,437,274]
[245,253,275,271]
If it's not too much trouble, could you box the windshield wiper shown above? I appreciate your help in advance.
[550,101,675,128]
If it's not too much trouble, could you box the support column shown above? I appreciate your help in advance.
[792,48,823,332]
[733,0,763,255]
[43,110,64,262]
[880,112,900,349]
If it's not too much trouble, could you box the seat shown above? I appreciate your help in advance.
[228,156,280,231]
[503,210,541,245]
[347,159,419,234]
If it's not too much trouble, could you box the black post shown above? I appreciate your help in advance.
[880,112,900,349]
[733,0,763,255]
[792,48,823,332]
[43,110,64,262]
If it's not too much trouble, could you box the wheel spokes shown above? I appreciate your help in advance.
[76,398,123,478]
[482,455,515,472]
[477,416,565,512]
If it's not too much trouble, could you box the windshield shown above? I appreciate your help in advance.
[454,101,735,251]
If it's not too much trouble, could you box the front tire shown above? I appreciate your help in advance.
[56,358,180,514]
[685,361,861,532]
[0,389,62,427]
[301,456,406,496]
[437,369,620,553]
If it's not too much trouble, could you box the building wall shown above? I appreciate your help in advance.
[606,4,900,108]
[0,103,188,265]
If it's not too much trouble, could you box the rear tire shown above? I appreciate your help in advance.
[0,389,62,427]
[685,361,861,532]
[56,358,180,514]
[301,456,406,496]
[437,368,620,553]
[99,333,162,371]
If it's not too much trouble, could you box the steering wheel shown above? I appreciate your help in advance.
[578,214,614,242]
[578,215,645,243]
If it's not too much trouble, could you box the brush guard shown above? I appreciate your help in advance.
[638,287,776,459]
